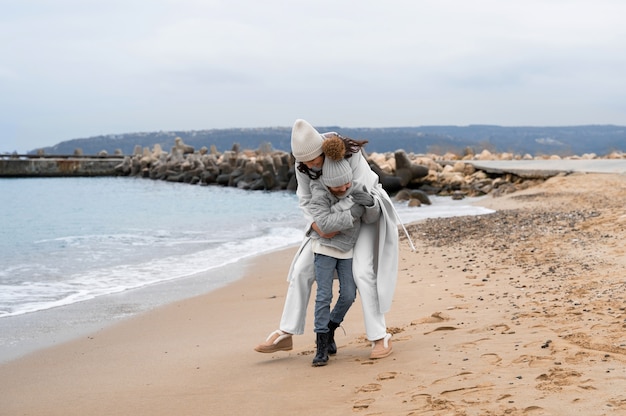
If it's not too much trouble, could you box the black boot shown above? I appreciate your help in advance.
[312,332,329,367]
[327,321,340,355]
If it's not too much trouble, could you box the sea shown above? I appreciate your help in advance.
[0,176,494,363]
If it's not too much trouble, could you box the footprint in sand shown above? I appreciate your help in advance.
[535,367,583,391]
[356,383,382,393]
[410,396,455,412]
[468,323,511,334]
[512,354,553,368]
[376,371,397,381]
[564,351,590,364]
[352,398,375,411]
[411,312,452,325]
[409,393,433,410]
[352,374,402,411]
[480,353,502,365]
[456,337,491,350]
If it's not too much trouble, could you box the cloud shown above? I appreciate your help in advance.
[1,0,625,152]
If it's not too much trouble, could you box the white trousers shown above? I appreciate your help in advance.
[279,222,387,341]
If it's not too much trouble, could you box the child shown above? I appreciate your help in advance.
[307,138,381,366]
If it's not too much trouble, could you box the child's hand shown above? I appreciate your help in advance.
[349,203,365,219]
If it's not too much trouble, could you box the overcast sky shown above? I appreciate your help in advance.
[2,0,625,153]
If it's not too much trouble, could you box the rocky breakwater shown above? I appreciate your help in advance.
[369,149,534,204]
[114,139,295,191]
[114,137,625,206]
[114,138,430,194]
[369,148,625,205]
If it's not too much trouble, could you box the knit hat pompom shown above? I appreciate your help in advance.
[321,136,345,161]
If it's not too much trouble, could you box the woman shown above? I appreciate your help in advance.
[254,119,399,359]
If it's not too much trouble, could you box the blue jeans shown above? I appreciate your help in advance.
[313,253,357,333]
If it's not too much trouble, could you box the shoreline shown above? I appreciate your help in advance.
[2,172,625,415]
[0,249,273,364]
[0,196,491,365]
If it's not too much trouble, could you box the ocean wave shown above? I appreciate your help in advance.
[0,178,495,320]
[0,226,304,318]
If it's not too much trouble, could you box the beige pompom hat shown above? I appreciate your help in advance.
[291,119,324,162]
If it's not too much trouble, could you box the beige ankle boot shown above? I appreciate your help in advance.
[369,333,392,359]
[254,330,293,353]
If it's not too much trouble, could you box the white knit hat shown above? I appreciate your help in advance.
[291,119,324,162]
[322,158,352,187]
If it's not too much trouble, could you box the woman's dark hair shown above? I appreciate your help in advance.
[296,161,322,180]
[296,134,368,180]
[336,133,369,159]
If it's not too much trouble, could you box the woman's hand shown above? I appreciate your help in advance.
[312,222,339,238]
[351,185,375,207]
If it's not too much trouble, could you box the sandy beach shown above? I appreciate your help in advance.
[1,172,625,416]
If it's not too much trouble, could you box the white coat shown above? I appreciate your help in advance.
[282,147,400,341]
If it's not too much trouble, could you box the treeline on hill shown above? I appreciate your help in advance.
[34,125,625,157]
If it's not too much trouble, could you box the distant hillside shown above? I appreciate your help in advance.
[33,125,625,157]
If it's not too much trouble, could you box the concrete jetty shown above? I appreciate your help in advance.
[464,159,626,178]
[0,155,125,177]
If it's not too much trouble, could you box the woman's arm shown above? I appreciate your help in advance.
[295,167,314,223]
[348,150,380,190]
